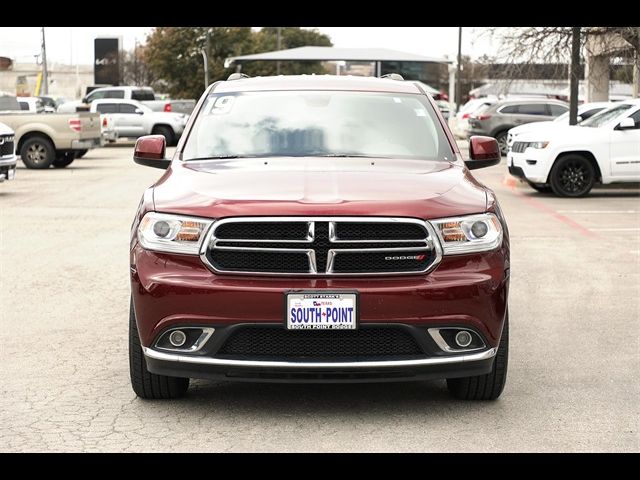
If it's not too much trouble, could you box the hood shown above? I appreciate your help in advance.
[515,124,608,143]
[509,121,556,137]
[152,157,487,220]
[0,122,14,135]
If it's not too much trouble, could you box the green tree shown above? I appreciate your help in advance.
[144,27,333,99]
[242,27,332,77]
[144,27,254,99]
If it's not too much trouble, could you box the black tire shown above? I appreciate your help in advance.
[75,149,88,159]
[447,314,509,400]
[129,299,189,399]
[20,136,55,169]
[549,154,596,197]
[526,181,553,193]
[495,131,509,156]
[153,125,175,146]
[53,152,76,168]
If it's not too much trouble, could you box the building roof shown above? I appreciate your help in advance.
[224,47,452,68]
[213,74,423,94]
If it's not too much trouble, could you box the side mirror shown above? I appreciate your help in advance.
[133,135,170,169]
[616,117,636,130]
[81,97,88,104]
[134,108,144,115]
[465,136,501,170]
[576,115,583,123]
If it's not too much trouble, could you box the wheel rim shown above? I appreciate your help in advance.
[497,135,508,155]
[26,143,47,165]
[558,159,591,195]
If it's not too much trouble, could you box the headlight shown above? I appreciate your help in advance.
[138,212,213,255]
[430,213,503,255]
[524,141,549,149]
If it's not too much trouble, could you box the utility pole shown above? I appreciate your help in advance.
[569,27,581,125]
[456,27,462,113]
[276,27,282,75]
[134,39,138,85]
[41,27,49,95]
[633,27,640,98]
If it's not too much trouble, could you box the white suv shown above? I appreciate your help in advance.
[507,100,640,196]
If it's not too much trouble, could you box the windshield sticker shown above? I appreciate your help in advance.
[414,108,427,117]
[212,96,235,114]
[393,97,402,103]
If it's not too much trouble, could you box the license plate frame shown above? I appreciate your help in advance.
[285,290,359,330]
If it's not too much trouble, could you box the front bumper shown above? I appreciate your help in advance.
[71,137,101,150]
[0,155,17,182]
[143,344,497,383]
[131,240,509,381]
[507,149,552,184]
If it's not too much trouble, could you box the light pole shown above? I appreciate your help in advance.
[276,27,282,75]
[41,27,49,95]
[201,49,209,91]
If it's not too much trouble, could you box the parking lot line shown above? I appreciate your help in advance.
[557,210,638,214]
[589,227,640,232]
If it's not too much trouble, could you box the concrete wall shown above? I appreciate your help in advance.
[0,63,93,101]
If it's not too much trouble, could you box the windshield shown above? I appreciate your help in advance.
[182,91,453,161]
[580,104,632,128]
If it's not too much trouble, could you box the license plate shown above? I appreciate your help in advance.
[286,291,358,330]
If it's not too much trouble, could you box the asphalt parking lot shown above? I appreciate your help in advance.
[1,144,638,452]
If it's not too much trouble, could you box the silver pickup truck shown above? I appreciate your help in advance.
[0,96,102,169]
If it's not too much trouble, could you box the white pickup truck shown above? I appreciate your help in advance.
[89,99,188,146]
[1,95,102,169]
[507,100,640,196]
[0,122,17,182]
[58,86,196,116]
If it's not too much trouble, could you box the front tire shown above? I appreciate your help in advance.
[549,154,595,197]
[20,136,55,169]
[129,299,189,399]
[447,314,509,400]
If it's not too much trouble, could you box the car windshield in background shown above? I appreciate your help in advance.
[182,91,453,161]
[580,104,632,128]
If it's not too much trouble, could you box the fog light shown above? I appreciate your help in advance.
[153,220,171,238]
[471,221,488,238]
[455,330,473,348]
[169,330,187,347]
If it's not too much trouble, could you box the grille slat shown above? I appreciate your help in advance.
[205,218,439,276]
[218,326,423,360]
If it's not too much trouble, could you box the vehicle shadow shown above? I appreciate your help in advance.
[172,379,486,414]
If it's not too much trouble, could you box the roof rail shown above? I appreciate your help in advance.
[227,73,250,81]
[380,73,404,81]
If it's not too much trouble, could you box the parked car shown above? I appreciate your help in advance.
[0,94,102,169]
[90,99,187,146]
[128,74,510,401]
[74,114,118,159]
[0,121,17,183]
[449,97,497,140]
[37,96,61,113]
[58,86,196,116]
[468,99,569,155]
[508,100,640,196]
[17,97,45,113]
[507,102,612,149]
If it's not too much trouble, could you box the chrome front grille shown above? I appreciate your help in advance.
[511,141,527,153]
[201,217,442,276]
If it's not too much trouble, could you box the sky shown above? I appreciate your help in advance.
[0,27,496,66]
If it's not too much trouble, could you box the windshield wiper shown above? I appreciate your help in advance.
[317,154,384,158]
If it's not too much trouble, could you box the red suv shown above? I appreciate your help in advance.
[129,75,510,400]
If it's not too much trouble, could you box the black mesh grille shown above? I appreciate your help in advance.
[208,250,309,273]
[215,222,308,240]
[0,138,14,157]
[333,251,433,273]
[218,326,423,359]
[336,222,426,240]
